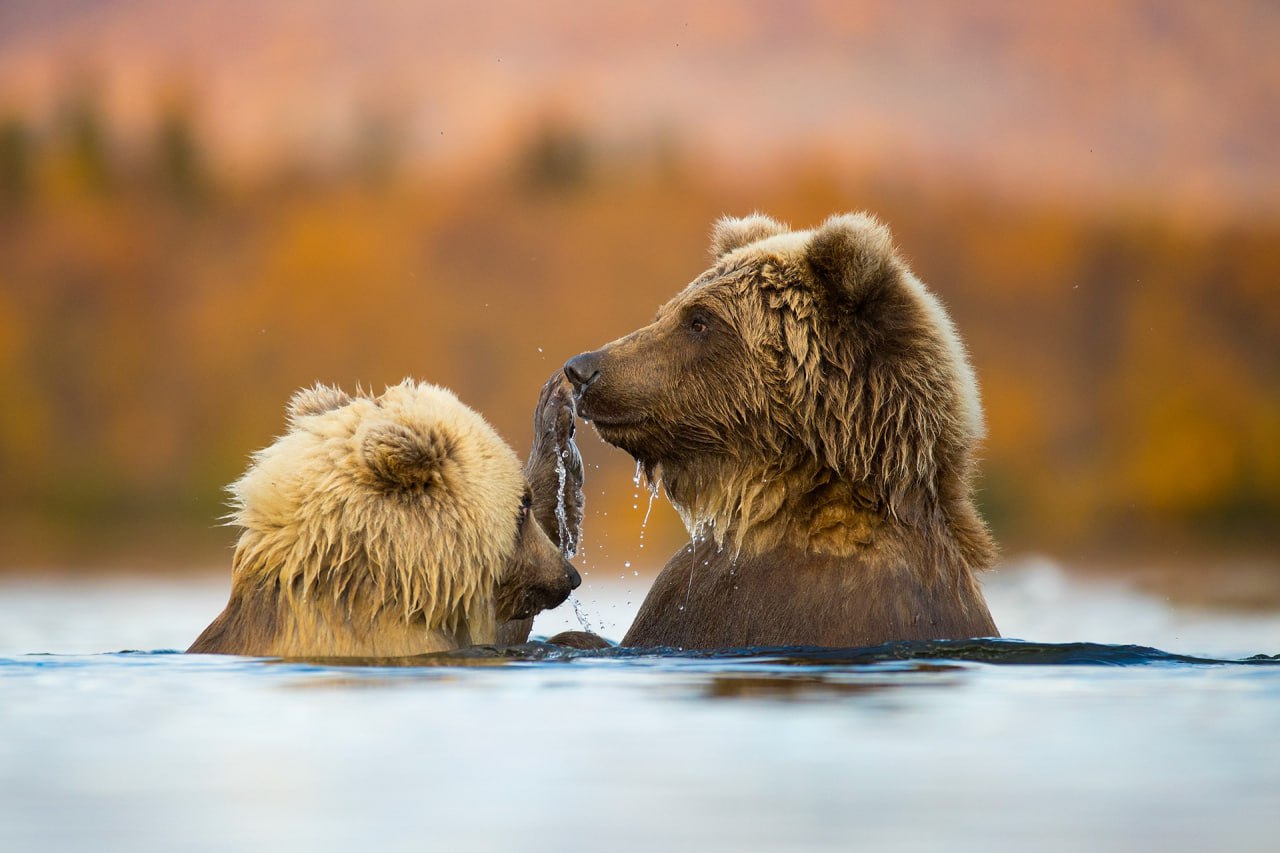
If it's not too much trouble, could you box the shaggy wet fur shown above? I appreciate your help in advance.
[189,380,579,657]
[567,212,998,648]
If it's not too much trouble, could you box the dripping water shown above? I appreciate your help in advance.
[558,438,592,630]
[638,478,657,551]
[569,594,593,632]
[683,519,712,612]
[554,448,574,558]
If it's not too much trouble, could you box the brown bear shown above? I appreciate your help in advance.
[564,212,999,648]
[188,376,583,657]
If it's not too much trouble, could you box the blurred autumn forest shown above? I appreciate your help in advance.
[0,83,1276,574]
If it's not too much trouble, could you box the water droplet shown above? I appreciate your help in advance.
[633,570,638,576]
[624,561,631,568]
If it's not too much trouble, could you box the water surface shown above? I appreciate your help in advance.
[2,561,1278,852]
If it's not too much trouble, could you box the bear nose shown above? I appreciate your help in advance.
[563,351,602,392]
[565,561,582,590]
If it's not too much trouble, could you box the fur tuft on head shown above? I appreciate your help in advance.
[359,420,453,490]
[709,213,789,259]
[287,383,352,422]
[805,213,899,309]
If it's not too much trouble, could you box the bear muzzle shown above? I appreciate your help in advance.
[564,349,645,429]
[563,351,602,395]
[508,560,580,620]
[540,559,581,612]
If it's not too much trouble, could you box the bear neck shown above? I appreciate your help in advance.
[229,535,500,644]
[658,454,878,557]
[658,452,995,573]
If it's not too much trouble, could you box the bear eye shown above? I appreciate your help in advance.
[519,491,532,523]
[689,314,709,335]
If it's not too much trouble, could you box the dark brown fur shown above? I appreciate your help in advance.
[626,529,995,649]
[566,213,999,649]
[187,581,287,656]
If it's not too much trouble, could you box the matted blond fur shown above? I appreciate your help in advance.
[198,380,525,655]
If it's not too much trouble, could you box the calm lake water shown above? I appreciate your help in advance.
[2,558,1278,852]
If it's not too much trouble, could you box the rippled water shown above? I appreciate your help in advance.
[2,560,1279,852]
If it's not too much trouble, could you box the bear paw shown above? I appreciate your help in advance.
[526,370,585,557]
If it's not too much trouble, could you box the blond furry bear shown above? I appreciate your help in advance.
[189,379,581,657]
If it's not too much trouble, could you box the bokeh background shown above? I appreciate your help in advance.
[1,0,1277,610]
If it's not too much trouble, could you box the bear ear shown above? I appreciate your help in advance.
[288,383,352,422]
[805,212,899,308]
[709,213,789,259]
[358,420,453,490]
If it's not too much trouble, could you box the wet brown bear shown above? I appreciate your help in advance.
[189,376,582,657]
[565,212,999,648]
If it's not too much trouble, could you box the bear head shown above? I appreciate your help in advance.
[228,380,580,643]
[565,212,987,557]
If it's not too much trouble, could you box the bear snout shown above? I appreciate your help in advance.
[564,351,602,393]
[565,561,582,590]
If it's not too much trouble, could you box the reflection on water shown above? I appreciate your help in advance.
[700,671,959,701]
[279,638,1280,670]
[1,560,1278,852]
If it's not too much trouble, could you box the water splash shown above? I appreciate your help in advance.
[569,594,593,632]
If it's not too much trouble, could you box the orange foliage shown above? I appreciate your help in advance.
[0,108,1277,569]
